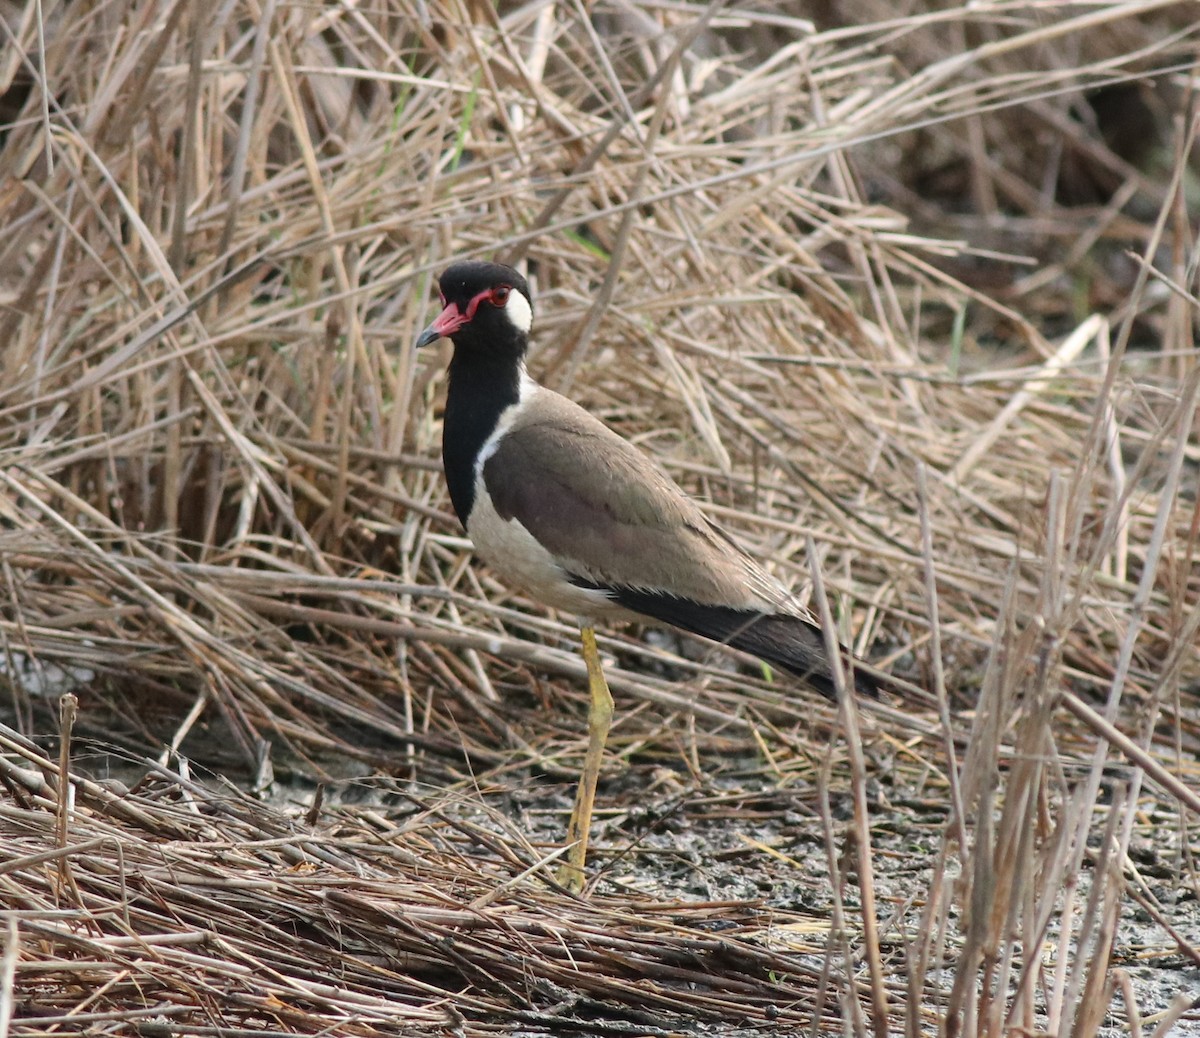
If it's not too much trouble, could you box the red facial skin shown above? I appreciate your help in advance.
[424,285,512,339]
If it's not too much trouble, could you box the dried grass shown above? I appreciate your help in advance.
[0,0,1198,1034]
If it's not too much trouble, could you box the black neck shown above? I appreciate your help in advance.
[441,351,523,525]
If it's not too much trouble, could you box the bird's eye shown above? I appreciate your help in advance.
[489,285,511,306]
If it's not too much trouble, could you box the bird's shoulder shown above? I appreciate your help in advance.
[488,386,704,529]
[481,386,803,615]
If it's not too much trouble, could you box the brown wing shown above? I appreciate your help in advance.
[483,389,878,698]
[482,390,798,613]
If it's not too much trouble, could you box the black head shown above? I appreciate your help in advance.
[414,261,533,355]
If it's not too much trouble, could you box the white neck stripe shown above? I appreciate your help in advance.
[475,364,539,473]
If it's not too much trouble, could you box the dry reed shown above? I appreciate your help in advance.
[0,0,1197,1034]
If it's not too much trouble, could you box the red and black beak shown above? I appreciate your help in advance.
[415,301,468,349]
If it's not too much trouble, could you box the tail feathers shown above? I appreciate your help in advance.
[723,612,869,698]
[602,587,878,698]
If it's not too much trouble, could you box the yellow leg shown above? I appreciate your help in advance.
[557,625,614,893]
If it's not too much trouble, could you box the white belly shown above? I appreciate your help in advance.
[465,483,634,622]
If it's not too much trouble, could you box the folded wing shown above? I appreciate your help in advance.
[482,391,875,697]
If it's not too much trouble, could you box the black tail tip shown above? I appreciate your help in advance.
[791,657,883,700]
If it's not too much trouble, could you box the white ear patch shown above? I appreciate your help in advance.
[504,289,533,335]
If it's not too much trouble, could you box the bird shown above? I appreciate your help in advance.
[415,259,878,892]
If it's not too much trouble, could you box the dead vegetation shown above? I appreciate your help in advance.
[0,1,1198,1035]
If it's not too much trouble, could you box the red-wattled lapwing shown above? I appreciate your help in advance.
[416,259,877,892]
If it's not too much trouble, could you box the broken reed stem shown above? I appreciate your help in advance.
[807,535,889,1038]
[916,462,965,849]
[0,917,17,1038]
[54,692,76,896]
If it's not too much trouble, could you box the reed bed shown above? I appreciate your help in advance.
[0,1,1198,1034]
